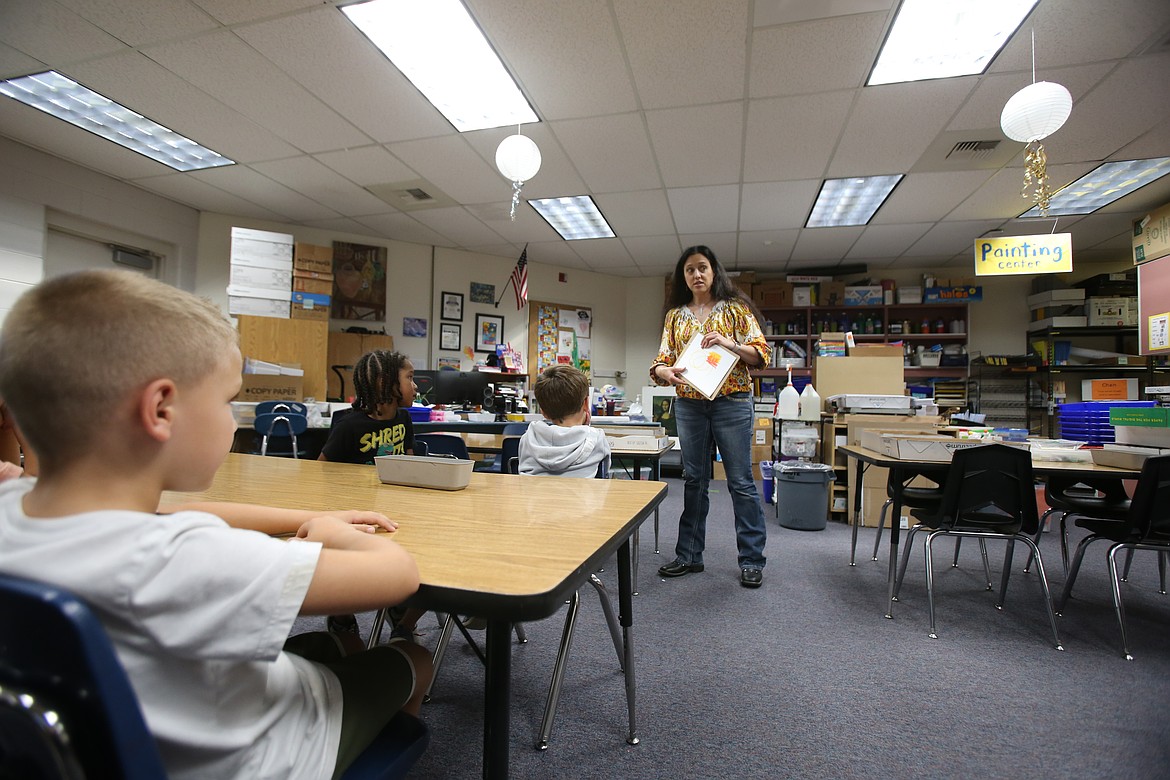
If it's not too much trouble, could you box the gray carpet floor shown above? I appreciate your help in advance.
[295,477,1170,779]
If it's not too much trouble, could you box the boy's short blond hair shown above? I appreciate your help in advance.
[0,270,238,465]
[533,365,589,421]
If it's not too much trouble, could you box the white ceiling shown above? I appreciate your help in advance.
[1,0,1168,278]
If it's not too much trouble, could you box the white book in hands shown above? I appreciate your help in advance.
[672,332,740,400]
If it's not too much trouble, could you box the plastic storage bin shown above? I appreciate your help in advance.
[775,462,835,531]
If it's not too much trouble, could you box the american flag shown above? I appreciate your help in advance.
[511,245,528,308]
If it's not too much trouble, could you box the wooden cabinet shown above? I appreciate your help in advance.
[326,332,394,401]
[237,315,328,402]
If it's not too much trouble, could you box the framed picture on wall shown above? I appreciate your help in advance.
[441,291,463,321]
[475,313,504,352]
[440,322,461,351]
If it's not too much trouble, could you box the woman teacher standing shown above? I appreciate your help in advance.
[651,246,772,588]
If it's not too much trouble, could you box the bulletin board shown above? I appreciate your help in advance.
[1137,255,1170,355]
[527,300,592,383]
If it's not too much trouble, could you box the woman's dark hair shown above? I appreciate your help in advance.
[352,349,411,414]
[665,245,764,322]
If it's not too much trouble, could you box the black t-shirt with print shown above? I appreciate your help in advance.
[320,409,414,464]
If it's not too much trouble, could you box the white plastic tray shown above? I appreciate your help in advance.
[374,455,474,490]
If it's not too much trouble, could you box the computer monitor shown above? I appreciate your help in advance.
[419,369,495,409]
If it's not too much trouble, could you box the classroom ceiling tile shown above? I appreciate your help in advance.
[0,0,1165,276]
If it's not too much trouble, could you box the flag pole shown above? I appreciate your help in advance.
[494,243,529,309]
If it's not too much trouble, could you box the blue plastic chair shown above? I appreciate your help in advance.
[0,573,429,780]
[255,401,309,417]
[476,423,529,472]
[254,411,309,458]
[413,434,470,460]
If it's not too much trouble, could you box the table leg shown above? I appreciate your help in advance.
[617,537,639,745]
[483,620,512,779]
[885,468,905,620]
[849,458,867,566]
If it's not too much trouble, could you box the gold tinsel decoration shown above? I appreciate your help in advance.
[1021,140,1053,216]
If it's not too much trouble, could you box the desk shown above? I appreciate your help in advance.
[838,444,1141,619]
[165,453,666,779]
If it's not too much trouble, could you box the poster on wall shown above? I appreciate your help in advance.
[402,317,427,338]
[470,282,495,304]
[331,241,387,320]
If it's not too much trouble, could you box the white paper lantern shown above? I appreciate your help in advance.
[1000,81,1073,142]
[495,134,542,182]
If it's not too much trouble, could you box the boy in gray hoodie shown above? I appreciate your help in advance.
[518,365,611,479]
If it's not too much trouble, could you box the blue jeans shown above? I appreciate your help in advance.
[672,393,767,570]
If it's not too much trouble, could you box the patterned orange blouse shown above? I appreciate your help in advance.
[650,298,771,400]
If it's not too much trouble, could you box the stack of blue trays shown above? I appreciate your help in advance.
[1057,400,1156,445]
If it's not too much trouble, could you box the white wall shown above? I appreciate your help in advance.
[198,213,634,386]
[0,137,199,292]
[0,192,45,330]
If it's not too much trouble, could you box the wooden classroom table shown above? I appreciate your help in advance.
[837,444,1142,620]
[449,433,675,555]
[164,452,665,780]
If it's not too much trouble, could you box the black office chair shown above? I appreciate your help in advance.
[1057,454,1170,660]
[892,444,1062,649]
[0,573,430,780]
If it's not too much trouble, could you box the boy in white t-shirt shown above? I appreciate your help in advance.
[519,365,611,479]
[0,270,432,780]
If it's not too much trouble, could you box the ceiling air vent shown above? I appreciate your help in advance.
[946,139,1001,161]
[366,179,456,211]
[402,187,433,202]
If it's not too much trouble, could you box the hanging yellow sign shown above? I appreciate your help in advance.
[974,233,1072,276]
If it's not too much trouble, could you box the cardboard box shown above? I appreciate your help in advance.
[230,227,293,270]
[292,268,335,281]
[1027,289,1085,307]
[236,373,303,402]
[880,435,986,462]
[844,285,882,306]
[1080,378,1139,400]
[814,355,905,412]
[293,276,333,296]
[1133,202,1170,264]
[1086,296,1137,326]
[923,285,983,303]
[712,461,726,480]
[792,286,813,306]
[1026,316,1087,331]
[753,416,774,447]
[819,281,846,306]
[897,285,922,304]
[753,281,792,308]
[291,291,331,321]
[848,344,902,358]
[230,264,292,291]
[751,444,771,463]
[228,296,289,319]
[293,242,334,275]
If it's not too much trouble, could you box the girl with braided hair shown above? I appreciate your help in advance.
[319,350,418,464]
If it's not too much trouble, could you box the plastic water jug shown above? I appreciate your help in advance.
[798,383,821,421]
[778,380,800,420]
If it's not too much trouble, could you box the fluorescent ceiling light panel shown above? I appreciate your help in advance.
[530,196,615,240]
[0,71,234,171]
[868,0,1038,85]
[342,0,538,132]
[1021,157,1170,217]
[806,175,903,227]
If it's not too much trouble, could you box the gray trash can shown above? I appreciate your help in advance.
[775,462,835,531]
